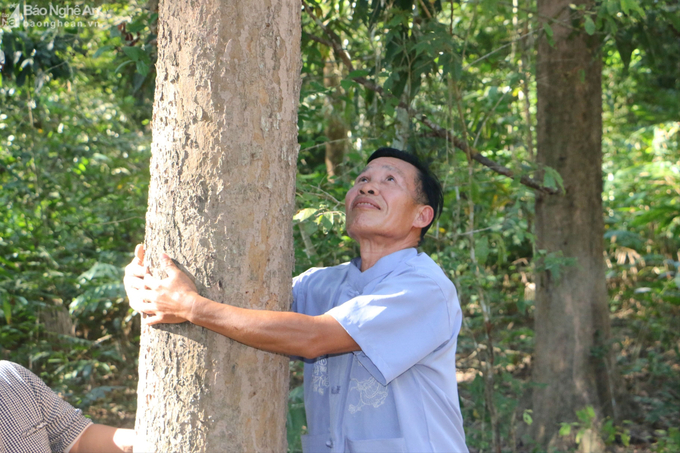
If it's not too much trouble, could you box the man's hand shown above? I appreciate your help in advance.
[124,244,199,326]
[123,244,148,309]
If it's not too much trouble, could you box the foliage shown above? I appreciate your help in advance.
[0,0,151,423]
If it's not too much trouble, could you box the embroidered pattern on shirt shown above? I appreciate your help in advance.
[348,377,388,413]
[312,357,329,395]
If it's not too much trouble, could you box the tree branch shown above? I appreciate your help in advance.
[301,0,559,195]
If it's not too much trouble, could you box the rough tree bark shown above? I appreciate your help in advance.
[533,0,618,446]
[134,1,301,452]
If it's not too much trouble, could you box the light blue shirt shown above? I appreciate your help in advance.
[292,248,468,453]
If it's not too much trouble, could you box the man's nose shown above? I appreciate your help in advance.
[358,179,378,195]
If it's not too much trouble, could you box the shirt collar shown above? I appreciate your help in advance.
[348,248,417,291]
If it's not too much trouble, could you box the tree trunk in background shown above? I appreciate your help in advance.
[533,0,618,446]
[392,83,411,150]
[135,1,300,451]
[323,59,347,177]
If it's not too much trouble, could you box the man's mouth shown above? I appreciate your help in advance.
[352,198,381,210]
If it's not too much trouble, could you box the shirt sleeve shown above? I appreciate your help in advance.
[21,364,93,453]
[326,269,454,385]
[291,267,321,315]
[291,273,305,314]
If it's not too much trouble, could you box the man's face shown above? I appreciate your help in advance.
[345,157,428,243]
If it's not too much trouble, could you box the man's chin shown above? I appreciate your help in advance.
[346,223,380,242]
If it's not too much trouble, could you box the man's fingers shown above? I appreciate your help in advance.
[134,244,145,263]
[138,289,158,303]
[125,262,147,278]
[160,253,180,277]
[143,274,161,290]
[142,314,162,326]
[124,275,146,291]
[129,296,155,314]
[128,298,144,313]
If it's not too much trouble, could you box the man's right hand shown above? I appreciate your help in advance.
[124,244,147,309]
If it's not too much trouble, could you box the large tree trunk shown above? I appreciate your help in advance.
[134,1,301,451]
[533,0,617,446]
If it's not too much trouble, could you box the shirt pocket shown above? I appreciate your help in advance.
[345,437,407,453]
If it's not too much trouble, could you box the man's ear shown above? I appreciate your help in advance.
[413,205,434,229]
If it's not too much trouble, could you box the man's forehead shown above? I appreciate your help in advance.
[360,157,417,177]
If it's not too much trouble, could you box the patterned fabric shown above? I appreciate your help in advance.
[0,361,92,453]
[292,248,468,453]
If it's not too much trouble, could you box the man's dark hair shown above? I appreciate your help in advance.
[367,147,444,241]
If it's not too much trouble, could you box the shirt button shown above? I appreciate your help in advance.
[331,385,341,394]
[326,439,333,448]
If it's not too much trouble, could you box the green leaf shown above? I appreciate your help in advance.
[586,405,596,420]
[127,20,146,34]
[293,208,318,222]
[386,15,405,28]
[3,299,11,325]
[543,22,554,38]
[606,0,619,15]
[109,24,122,38]
[584,16,596,35]
[544,170,556,189]
[623,0,643,15]
[340,79,356,91]
[347,69,370,79]
[543,22,555,47]
[627,0,646,17]
[93,45,114,59]
[114,60,134,74]
[122,46,149,63]
[319,214,333,233]
[136,60,150,77]
[475,236,489,266]
[607,0,619,16]
[543,166,565,192]
[523,409,533,426]
[621,429,630,447]
[576,428,585,444]
[78,263,121,282]
[412,41,432,57]
[576,405,596,424]
[620,0,632,15]
[559,422,572,437]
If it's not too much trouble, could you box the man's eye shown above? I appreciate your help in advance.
[386,176,395,181]
[358,177,368,182]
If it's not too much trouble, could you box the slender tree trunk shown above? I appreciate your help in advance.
[323,58,347,178]
[392,83,411,150]
[533,0,617,446]
[134,1,301,451]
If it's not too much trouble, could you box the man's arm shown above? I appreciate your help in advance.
[124,245,359,359]
[69,424,134,453]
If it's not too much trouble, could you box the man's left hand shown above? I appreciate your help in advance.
[132,254,199,326]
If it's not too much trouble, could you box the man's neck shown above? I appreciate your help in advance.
[357,235,419,272]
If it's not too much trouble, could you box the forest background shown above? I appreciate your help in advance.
[0,0,678,451]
